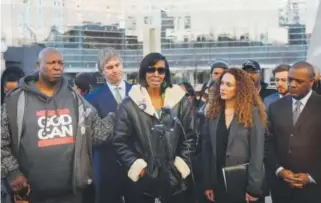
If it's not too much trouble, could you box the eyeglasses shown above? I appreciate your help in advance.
[146,66,166,74]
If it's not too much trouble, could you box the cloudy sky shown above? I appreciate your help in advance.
[1,0,320,45]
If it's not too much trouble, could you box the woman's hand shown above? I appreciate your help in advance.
[204,189,215,202]
[245,193,258,203]
[139,168,145,177]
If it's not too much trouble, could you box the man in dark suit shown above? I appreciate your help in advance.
[263,64,290,108]
[86,47,132,203]
[266,61,321,203]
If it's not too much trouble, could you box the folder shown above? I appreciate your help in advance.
[222,163,249,201]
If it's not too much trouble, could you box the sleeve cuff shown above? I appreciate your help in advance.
[275,167,284,177]
[308,174,316,184]
[127,159,147,182]
[174,156,191,179]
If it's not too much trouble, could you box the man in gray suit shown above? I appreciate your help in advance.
[264,64,290,108]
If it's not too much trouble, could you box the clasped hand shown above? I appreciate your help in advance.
[279,169,310,188]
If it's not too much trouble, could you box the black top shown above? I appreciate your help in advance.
[216,112,230,168]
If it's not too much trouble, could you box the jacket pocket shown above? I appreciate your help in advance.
[169,163,183,187]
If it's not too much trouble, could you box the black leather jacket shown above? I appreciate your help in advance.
[113,85,197,198]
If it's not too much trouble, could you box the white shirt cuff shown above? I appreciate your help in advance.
[276,167,284,176]
[308,174,316,184]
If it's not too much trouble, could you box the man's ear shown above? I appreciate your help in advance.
[36,61,40,70]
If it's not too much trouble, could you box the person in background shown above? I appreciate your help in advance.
[197,60,229,108]
[264,64,290,108]
[203,68,266,203]
[242,60,277,100]
[1,67,25,104]
[85,47,132,203]
[179,82,197,108]
[74,73,92,98]
[1,48,115,203]
[113,52,197,203]
[266,61,321,203]
[312,67,321,94]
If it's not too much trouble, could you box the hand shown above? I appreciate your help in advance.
[293,173,311,186]
[10,176,28,192]
[139,168,145,177]
[245,193,258,203]
[279,169,303,188]
[204,189,215,202]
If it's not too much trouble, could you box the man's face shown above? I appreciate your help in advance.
[274,71,289,95]
[38,51,64,84]
[244,68,261,86]
[288,68,314,99]
[102,57,124,85]
[211,67,225,82]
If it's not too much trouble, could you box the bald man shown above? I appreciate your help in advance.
[266,61,321,203]
[1,48,115,203]
[312,67,321,94]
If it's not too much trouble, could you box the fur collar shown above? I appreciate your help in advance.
[128,84,186,119]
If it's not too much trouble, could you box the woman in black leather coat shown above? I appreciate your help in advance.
[113,53,197,203]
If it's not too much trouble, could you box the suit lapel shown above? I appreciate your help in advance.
[104,84,118,106]
[294,93,316,128]
[227,117,239,151]
[282,96,294,133]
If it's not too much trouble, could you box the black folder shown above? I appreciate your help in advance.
[222,163,249,201]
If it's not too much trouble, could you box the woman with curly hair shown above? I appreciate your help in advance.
[202,68,267,203]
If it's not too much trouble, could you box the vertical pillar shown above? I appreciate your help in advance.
[143,26,161,56]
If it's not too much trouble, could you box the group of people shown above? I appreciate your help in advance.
[1,46,320,203]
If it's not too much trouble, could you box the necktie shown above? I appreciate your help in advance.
[293,100,302,125]
[114,87,122,104]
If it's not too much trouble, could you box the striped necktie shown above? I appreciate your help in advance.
[293,100,302,125]
[114,87,122,104]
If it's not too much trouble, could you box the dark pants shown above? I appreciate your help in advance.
[29,192,82,203]
[94,146,126,203]
[271,185,321,203]
[81,184,95,203]
[126,191,187,203]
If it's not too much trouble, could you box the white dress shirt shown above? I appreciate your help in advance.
[106,80,126,102]
[276,90,315,183]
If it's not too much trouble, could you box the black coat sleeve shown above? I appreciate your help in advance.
[201,119,215,191]
[177,98,198,167]
[265,104,281,173]
[112,101,138,169]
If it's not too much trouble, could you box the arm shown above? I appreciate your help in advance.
[175,99,197,178]
[201,120,214,190]
[265,104,282,173]
[112,102,146,182]
[1,104,25,186]
[80,95,114,145]
[247,108,265,197]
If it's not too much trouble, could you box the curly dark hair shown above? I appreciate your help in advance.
[206,68,267,128]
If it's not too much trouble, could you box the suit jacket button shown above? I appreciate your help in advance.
[290,134,294,137]
[288,150,292,154]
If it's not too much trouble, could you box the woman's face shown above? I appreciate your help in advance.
[145,60,166,89]
[220,73,237,101]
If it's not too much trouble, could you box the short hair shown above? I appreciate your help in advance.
[97,47,122,72]
[179,82,196,97]
[138,52,172,92]
[2,67,25,83]
[291,61,315,79]
[74,73,91,93]
[272,64,290,76]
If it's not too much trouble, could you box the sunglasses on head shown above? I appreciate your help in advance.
[146,66,166,74]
